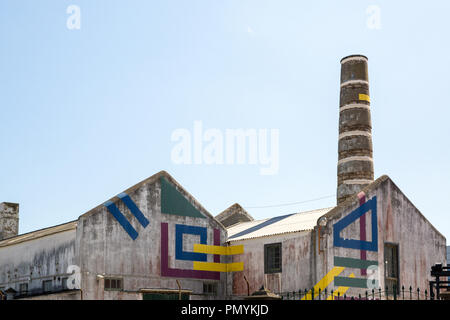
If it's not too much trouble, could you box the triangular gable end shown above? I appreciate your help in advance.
[160,177,205,219]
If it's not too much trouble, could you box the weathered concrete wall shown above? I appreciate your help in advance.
[320,176,446,296]
[230,231,314,296]
[76,172,229,300]
[0,202,19,240]
[0,229,76,296]
[19,290,81,300]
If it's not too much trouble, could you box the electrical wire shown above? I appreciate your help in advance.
[244,194,336,209]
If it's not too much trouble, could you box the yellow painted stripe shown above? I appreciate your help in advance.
[301,266,345,300]
[326,273,355,300]
[193,244,244,255]
[359,93,370,102]
[193,261,244,272]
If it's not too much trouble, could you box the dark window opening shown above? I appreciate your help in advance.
[19,283,28,295]
[62,277,68,290]
[203,282,218,295]
[104,277,123,291]
[264,243,282,274]
[384,243,399,293]
[42,280,52,293]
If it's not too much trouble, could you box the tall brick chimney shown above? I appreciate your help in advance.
[0,202,19,240]
[337,55,374,204]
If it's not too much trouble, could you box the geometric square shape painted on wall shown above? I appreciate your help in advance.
[160,223,220,280]
[175,224,207,262]
[160,177,205,219]
[333,196,378,252]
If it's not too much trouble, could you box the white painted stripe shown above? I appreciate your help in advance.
[339,131,372,140]
[340,80,369,88]
[342,179,373,185]
[340,104,370,112]
[341,56,368,64]
[338,156,373,165]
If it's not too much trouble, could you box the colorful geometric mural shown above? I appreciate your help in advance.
[104,192,150,240]
[161,222,221,280]
[160,177,205,219]
[159,177,244,279]
[305,194,379,298]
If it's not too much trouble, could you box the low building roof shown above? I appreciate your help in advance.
[0,220,77,248]
[227,207,334,242]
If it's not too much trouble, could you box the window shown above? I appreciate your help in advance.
[384,243,399,292]
[104,277,123,291]
[43,280,52,293]
[264,243,282,274]
[19,283,28,295]
[203,282,218,295]
[62,277,68,290]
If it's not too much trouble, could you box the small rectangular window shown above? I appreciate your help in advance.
[384,243,399,292]
[19,283,28,295]
[264,243,282,274]
[62,277,68,290]
[43,280,52,293]
[104,277,123,291]
[203,282,218,295]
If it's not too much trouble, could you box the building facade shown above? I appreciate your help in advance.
[0,172,231,300]
[0,55,447,300]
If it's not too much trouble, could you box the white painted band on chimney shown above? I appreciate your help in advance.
[340,103,371,112]
[338,156,373,165]
[340,80,369,88]
[340,56,368,64]
[342,179,373,185]
[339,131,372,140]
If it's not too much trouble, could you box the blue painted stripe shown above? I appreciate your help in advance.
[175,224,207,261]
[104,200,139,240]
[117,193,149,228]
[228,213,294,240]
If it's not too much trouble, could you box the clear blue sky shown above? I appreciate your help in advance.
[1,1,449,241]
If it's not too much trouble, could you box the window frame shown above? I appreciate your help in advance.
[104,277,124,291]
[384,242,400,292]
[203,282,218,295]
[19,283,28,295]
[42,280,53,293]
[264,242,282,274]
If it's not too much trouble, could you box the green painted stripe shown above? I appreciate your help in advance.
[334,256,378,269]
[334,276,378,288]
[160,177,205,218]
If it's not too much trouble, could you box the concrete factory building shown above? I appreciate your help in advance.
[0,55,447,300]
[224,55,446,298]
[0,172,231,300]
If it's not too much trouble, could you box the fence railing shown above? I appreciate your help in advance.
[278,285,434,300]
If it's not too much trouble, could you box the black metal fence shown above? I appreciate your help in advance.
[278,285,432,300]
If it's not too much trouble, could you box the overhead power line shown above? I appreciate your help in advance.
[244,194,336,209]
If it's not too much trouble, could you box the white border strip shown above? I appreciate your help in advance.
[338,156,373,165]
[342,179,373,185]
[339,130,372,140]
[340,80,369,88]
[340,103,370,112]
[341,56,368,64]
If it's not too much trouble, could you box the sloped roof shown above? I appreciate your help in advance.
[227,207,334,242]
[215,203,254,228]
[0,220,77,248]
[79,170,221,226]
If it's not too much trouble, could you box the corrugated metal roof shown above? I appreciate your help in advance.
[0,221,77,248]
[226,207,334,241]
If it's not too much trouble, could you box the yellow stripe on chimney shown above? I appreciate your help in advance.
[359,93,370,102]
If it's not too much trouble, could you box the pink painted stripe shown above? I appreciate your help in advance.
[357,192,367,276]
